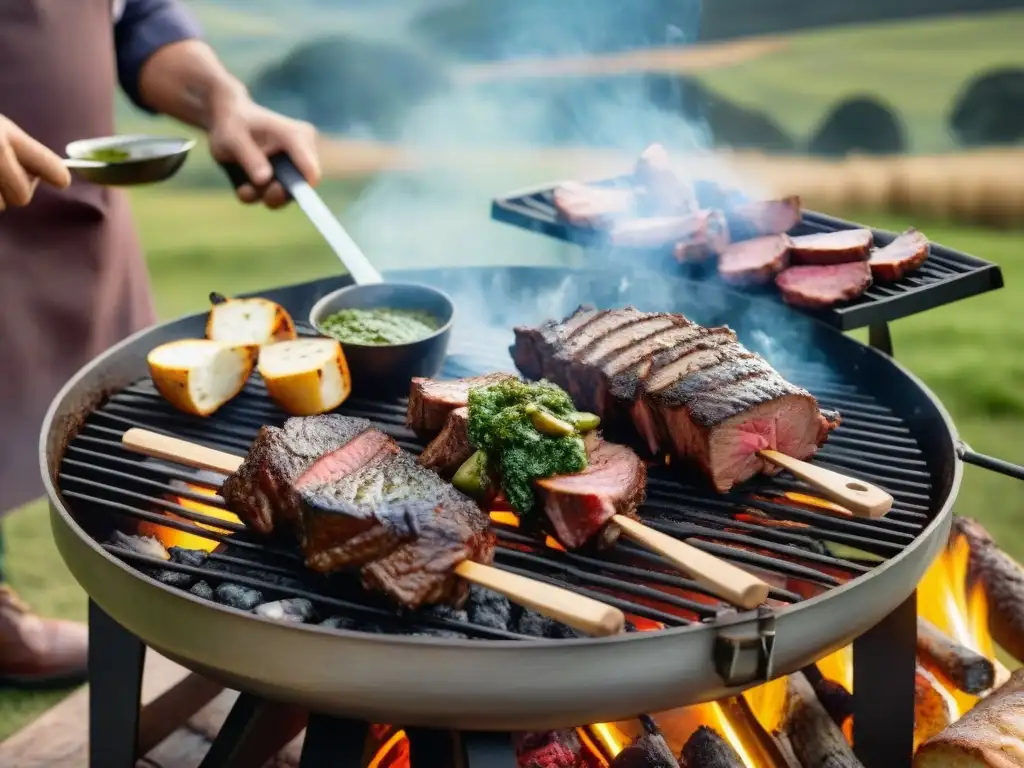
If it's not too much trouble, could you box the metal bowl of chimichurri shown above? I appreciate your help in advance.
[64,135,195,186]
[309,281,454,395]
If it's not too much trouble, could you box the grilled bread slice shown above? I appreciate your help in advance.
[258,338,351,416]
[206,297,297,347]
[148,339,257,416]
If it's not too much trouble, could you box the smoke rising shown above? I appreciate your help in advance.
[307,0,820,375]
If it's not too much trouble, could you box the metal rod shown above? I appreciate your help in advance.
[853,590,917,767]
[89,600,146,768]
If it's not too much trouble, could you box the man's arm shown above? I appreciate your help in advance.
[115,0,319,201]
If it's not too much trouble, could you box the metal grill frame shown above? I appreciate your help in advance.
[41,267,957,732]
[490,177,1004,332]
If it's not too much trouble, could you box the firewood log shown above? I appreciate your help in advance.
[914,669,1024,767]
[776,672,865,768]
[918,617,996,695]
[954,517,1024,665]
[803,664,854,728]
[679,726,744,768]
[915,665,957,751]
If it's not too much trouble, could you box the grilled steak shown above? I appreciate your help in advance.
[552,182,635,226]
[511,307,839,492]
[869,228,929,282]
[300,450,495,608]
[789,228,873,265]
[536,441,646,549]
[407,373,516,437]
[633,143,698,216]
[718,235,791,285]
[725,195,801,237]
[776,261,873,309]
[220,414,376,534]
[417,406,473,478]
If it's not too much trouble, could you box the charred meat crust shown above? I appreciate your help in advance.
[417,406,473,479]
[406,372,516,437]
[222,413,495,609]
[511,307,837,492]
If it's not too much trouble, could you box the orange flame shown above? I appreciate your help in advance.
[140,483,240,552]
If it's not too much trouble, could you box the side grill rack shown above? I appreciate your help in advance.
[58,353,934,641]
[490,178,1004,332]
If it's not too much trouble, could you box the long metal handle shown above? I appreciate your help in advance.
[220,154,382,286]
[957,443,1024,481]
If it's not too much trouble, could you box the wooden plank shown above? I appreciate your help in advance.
[0,650,223,768]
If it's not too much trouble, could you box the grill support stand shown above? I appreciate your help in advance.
[89,599,145,768]
[868,322,894,356]
[85,601,521,768]
[852,590,918,768]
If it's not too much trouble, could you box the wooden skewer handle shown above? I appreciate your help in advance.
[122,428,243,475]
[613,515,770,609]
[455,561,624,637]
[758,449,892,519]
[121,428,626,637]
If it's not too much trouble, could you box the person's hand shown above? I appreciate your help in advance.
[206,95,320,210]
[0,115,71,211]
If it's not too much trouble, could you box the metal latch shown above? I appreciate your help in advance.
[711,605,776,686]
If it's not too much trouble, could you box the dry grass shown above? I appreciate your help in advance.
[454,36,790,84]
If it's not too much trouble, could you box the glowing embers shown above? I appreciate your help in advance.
[140,479,239,552]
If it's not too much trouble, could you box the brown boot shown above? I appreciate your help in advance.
[0,585,88,688]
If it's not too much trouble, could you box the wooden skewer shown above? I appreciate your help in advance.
[758,449,893,519]
[121,428,625,637]
[608,510,770,610]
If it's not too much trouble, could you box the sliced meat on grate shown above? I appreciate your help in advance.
[552,182,635,226]
[725,195,801,237]
[417,406,473,479]
[776,261,873,309]
[633,142,698,216]
[789,228,873,265]
[869,228,929,283]
[220,414,375,535]
[511,307,837,492]
[407,372,516,437]
[718,235,792,285]
[536,441,646,550]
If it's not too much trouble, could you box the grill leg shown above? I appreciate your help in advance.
[298,715,368,768]
[197,693,307,768]
[407,728,455,768]
[88,600,146,768]
[462,732,518,768]
[853,590,917,767]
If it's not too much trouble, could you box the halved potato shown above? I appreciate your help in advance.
[148,340,257,417]
[258,338,351,416]
[206,297,297,347]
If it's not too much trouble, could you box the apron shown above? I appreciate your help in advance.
[0,0,156,514]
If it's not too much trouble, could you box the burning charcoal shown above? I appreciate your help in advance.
[547,622,585,640]
[679,725,742,768]
[190,581,214,600]
[214,583,263,611]
[154,569,194,589]
[514,606,555,638]
[168,547,209,568]
[108,531,168,561]
[466,585,512,631]
[514,730,584,768]
[212,560,304,590]
[613,718,678,768]
[254,598,316,624]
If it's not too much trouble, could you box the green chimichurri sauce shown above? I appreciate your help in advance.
[319,307,439,346]
[86,147,132,163]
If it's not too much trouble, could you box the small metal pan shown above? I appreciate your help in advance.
[222,154,454,395]
[65,135,194,186]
